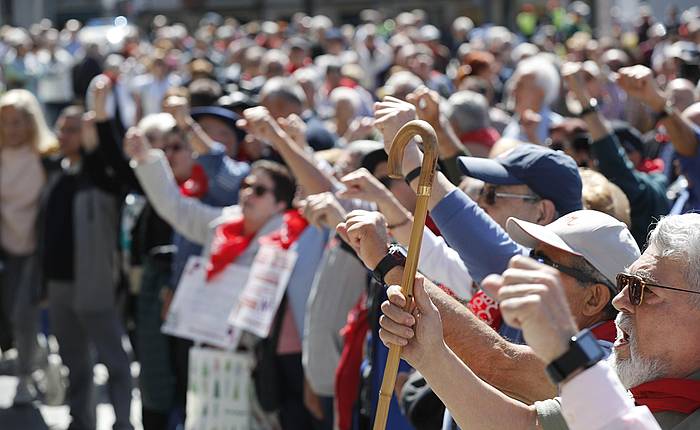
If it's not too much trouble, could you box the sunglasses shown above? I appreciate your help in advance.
[530,250,607,287]
[616,272,700,306]
[241,182,273,197]
[479,187,540,206]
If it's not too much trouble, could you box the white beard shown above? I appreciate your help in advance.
[609,313,669,389]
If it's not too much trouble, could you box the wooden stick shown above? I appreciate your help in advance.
[373,120,439,430]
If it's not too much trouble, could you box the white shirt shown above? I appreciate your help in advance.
[561,361,660,430]
[418,228,473,300]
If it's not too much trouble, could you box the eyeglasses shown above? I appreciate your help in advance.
[241,182,273,197]
[616,272,700,306]
[479,187,540,206]
[530,250,611,287]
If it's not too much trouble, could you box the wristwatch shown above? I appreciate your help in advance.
[578,98,599,117]
[545,328,606,384]
[372,244,407,285]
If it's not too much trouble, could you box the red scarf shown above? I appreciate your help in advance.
[206,216,255,281]
[467,290,502,330]
[206,209,308,280]
[458,127,500,148]
[632,379,700,415]
[178,164,209,198]
[335,293,369,430]
[590,320,616,343]
[259,209,308,250]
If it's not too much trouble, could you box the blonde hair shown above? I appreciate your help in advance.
[580,168,631,227]
[0,89,58,155]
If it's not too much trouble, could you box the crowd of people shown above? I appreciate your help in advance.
[0,2,699,430]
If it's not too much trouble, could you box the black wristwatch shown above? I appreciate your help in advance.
[578,98,599,117]
[372,244,407,285]
[545,328,606,384]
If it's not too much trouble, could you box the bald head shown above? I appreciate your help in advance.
[668,79,697,112]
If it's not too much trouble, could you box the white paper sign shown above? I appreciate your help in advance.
[230,244,298,338]
[186,346,252,430]
[162,257,250,349]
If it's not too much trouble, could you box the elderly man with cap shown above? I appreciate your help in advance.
[374,213,700,430]
[339,207,638,407]
[332,97,583,406]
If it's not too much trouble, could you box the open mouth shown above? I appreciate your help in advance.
[614,327,630,348]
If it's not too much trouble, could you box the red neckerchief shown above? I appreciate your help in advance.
[178,164,209,198]
[425,215,441,236]
[206,209,308,281]
[636,158,665,175]
[335,292,369,430]
[467,290,502,330]
[458,127,500,148]
[632,379,700,415]
[206,216,255,281]
[259,209,308,250]
[590,320,617,343]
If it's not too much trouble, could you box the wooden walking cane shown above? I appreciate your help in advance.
[373,119,439,430]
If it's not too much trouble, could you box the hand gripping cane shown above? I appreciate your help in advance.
[372,119,439,430]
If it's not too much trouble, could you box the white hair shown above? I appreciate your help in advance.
[512,54,560,107]
[646,213,700,305]
[137,113,177,135]
[609,313,670,389]
[510,42,540,63]
[329,87,361,113]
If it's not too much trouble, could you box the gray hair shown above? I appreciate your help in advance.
[511,54,560,107]
[445,90,491,133]
[647,214,700,304]
[260,76,307,107]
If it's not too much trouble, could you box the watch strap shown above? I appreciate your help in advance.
[404,166,422,185]
[545,328,605,384]
[372,245,407,284]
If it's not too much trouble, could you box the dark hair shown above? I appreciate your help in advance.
[188,78,223,107]
[250,160,296,209]
[58,105,85,121]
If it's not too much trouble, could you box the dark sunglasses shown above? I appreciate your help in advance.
[616,272,700,306]
[530,250,613,289]
[479,187,540,206]
[241,182,272,197]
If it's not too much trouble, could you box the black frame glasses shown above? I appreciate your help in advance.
[530,250,611,288]
[241,182,272,197]
[479,187,540,206]
[616,273,700,306]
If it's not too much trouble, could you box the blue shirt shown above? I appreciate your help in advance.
[430,189,527,283]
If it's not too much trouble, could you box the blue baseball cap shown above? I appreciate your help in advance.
[457,144,583,215]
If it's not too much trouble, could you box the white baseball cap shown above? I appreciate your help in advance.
[506,210,640,285]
